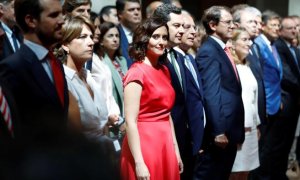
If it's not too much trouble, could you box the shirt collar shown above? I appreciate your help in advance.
[173,46,186,56]
[24,39,48,61]
[64,65,87,81]
[260,34,271,46]
[1,21,12,37]
[210,35,226,49]
[121,24,132,36]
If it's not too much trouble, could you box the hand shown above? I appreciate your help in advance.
[135,162,150,180]
[119,123,126,134]
[257,127,261,140]
[280,102,284,110]
[174,145,184,174]
[178,157,184,174]
[107,114,119,127]
[214,134,228,149]
[237,143,242,150]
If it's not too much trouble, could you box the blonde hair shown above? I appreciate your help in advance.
[230,27,248,65]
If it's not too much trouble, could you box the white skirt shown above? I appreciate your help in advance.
[231,127,260,172]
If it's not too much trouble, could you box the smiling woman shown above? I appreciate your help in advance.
[120,17,182,180]
[230,28,260,180]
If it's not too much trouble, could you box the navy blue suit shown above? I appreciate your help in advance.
[194,36,244,180]
[0,23,23,61]
[118,25,133,68]
[0,44,69,145]
[163,50,187,155]
[247,45,266,125]
[164,49,205,180]
[177,52,205,156]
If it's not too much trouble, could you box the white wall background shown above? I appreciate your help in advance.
[288,0,300,16]
[91,0,116,14]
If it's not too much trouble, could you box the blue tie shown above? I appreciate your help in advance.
[290,46,300,72]
[184,54,199,88]
[11,32,19,52]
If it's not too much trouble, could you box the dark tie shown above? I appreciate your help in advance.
[184,54,199,88]
[48,52,64,106]
[11,32,19,52]
[291,46,300,71]
[0,86,13,137]
[271,45,280,67]
[169,50,183,89]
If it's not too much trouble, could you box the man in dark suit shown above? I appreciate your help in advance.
[0,0,23,61]
[174,10,206,180]
[194,6,245,179]
[116,0,141,67]
[0,0,68,146]
[272,16,300,180]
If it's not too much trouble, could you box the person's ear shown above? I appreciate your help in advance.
[208,20,217,31]
[62,44,70,54]
[24,14,38,29]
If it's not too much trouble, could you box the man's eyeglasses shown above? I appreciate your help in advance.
[219,20,234,26]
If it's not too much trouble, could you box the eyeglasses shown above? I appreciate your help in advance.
[219,20,234,26]
[268,23,281,28]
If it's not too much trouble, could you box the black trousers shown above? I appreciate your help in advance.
[250,110,299,180]
[193,142,237,180]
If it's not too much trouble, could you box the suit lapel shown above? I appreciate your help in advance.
[165,55,183,95]
[118,25,132,67]
[209,37,242,90]
[278,38,300,76]
[255,36,281,70]
[189,55,204,98]
[103,54,124,101]
[20,45,61,106]
[173,50,187,98]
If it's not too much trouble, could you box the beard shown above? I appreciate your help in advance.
[35,26,63,48]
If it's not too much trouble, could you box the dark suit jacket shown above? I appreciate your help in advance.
[179,53,205,155]
[0,23,23,61]
[195,37,245,146]
[0,44,69,145]
[162,49,188,155]
[246,45,266,124]
[118,25,133,68]
[274,38,300,117]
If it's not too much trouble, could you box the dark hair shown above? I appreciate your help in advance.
[201,6,230,34]
[152,3,181,23]
[129,17,168,61]
[99,5,116,23]
[0,0,13,3]
[14,0,43,33]
[90,11,99,23]
[62,0,91,14]
[96,22,121,58]
[261,10,281,25]
[116,0,140,14]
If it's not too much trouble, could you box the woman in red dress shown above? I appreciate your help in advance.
[120,17,183,180]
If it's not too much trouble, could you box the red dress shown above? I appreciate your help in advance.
[120,62,179,180]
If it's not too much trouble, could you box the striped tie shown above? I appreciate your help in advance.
[0,87,13,137]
